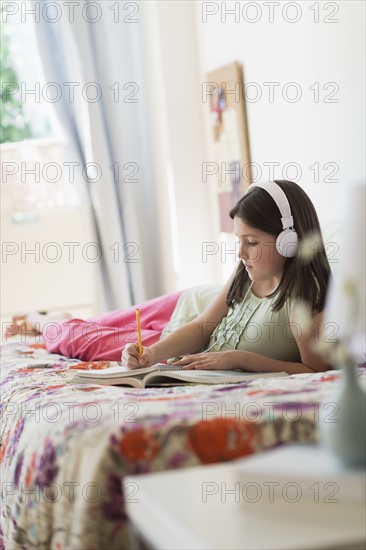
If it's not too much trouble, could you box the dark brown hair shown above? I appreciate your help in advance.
[227,180,331,313]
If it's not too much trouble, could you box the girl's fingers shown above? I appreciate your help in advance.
[125,356,141,370]
[122,344,154,369]
[121,343,141,367]
[182,360,211,370]
[129,361,142,370]
[139,351,149,366]
[124,343,140,359]
[175,354,204,366]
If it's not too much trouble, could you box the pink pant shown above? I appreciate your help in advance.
[43,291,183,361]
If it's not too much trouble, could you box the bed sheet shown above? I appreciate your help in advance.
[1,340,365,549]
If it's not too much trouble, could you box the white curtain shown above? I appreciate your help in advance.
[35,0,163,311]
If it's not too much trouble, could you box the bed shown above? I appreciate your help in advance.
[1,335,365,549]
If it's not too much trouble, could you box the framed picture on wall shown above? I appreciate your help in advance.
[206,61,252,232]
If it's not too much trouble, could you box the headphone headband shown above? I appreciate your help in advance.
[248,181,294,230]
[246,181,298,257]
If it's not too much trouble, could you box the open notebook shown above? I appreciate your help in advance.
[70,362,288,388]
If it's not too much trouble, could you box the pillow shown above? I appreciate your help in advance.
[160,284,222,339]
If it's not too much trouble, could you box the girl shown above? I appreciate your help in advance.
[6,181,331,374]
[123,180,331,374]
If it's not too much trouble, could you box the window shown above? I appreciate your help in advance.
[0,1,59,143]
[1,1,86,211]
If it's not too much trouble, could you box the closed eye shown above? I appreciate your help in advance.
[236,239,259,248]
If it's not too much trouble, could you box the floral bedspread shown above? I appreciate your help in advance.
[1,340,365,550]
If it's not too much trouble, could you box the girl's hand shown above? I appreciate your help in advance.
[174,351,238,371]
[121,343,156,370]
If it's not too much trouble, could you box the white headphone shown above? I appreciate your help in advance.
[247,181,298,258]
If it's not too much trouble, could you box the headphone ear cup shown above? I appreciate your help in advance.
[276,230,298,258]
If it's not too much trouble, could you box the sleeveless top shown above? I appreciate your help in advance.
[207,285,301,362]
[160,283,301,363]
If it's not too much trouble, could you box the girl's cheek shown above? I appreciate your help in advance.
[250,248,261,263]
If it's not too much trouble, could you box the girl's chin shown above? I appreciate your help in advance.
[246,270,265,283]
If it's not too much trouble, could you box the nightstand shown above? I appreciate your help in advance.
[125,444,366,550]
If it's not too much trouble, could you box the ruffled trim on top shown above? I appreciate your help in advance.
[208,290,277,352]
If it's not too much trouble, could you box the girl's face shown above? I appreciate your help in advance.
[234,217,286,287]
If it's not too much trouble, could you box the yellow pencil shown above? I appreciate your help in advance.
[136,308,143,356]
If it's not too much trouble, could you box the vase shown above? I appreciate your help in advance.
[319,358,366,469]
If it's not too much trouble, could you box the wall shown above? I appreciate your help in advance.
[140,1,364,291]
[194,0,365,225]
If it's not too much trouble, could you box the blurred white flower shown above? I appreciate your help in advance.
[298,231,323,263]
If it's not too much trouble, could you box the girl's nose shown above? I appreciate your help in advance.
[238,243,246,260]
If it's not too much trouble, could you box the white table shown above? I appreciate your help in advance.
[125,444,366,550]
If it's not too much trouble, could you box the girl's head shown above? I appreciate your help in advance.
[227,180,331,313]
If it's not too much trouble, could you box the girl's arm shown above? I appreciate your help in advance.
[123,274,234,369]
[175,311,331,375]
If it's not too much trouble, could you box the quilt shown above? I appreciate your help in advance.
[1,339,365,549]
